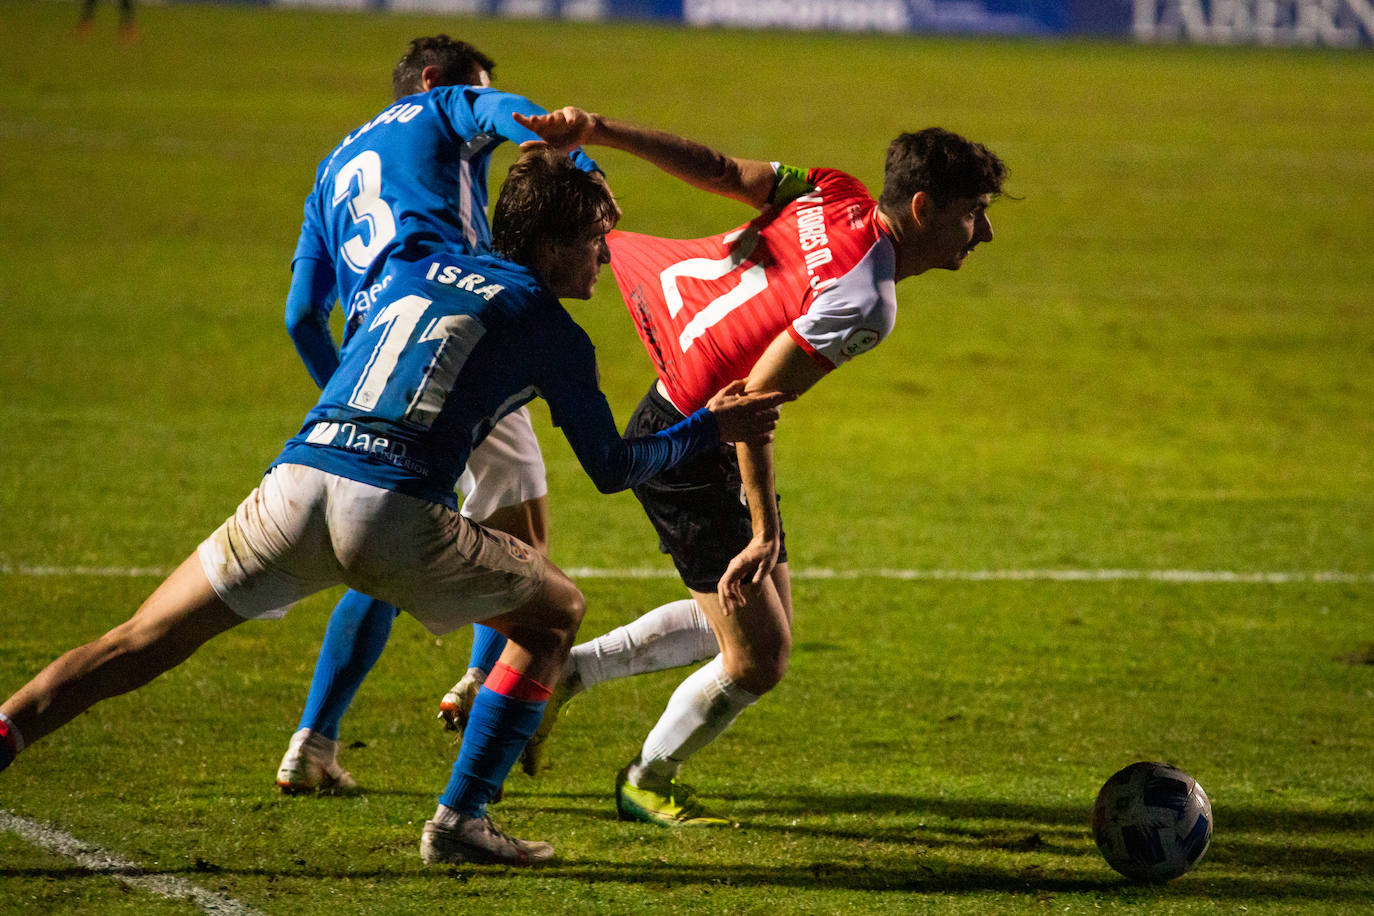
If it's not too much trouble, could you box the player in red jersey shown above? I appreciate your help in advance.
[514,107,1008,825]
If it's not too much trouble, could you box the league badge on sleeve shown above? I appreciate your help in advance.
[840,328,880,359]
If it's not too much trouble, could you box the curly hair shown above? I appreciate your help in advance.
[392,35,496,100]
[491,145,618,268]
[879,128,1007,213]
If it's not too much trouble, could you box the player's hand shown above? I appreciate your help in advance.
[705,379,792,443]
[514,107,597,152]
[717,535,780,613]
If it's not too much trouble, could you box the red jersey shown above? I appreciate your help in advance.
[609,167,898,415]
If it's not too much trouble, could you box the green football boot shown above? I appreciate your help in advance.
[615,765,735,827]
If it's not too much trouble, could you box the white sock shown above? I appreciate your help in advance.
[432,804,465,828]
[632,655,758,784]
[569,599,717,691]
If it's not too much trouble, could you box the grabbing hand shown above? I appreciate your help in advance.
[717,535,780,613]
[514,107,598,153]
[705,379,792,443]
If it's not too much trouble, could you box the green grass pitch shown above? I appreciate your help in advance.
[1,2,1372,912]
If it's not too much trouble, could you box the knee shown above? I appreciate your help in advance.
[726,642,790,696]
[534,577,586,654]
[554,584,586,641]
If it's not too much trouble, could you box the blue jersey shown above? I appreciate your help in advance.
[292,84,600,339]
[273,253,718,508]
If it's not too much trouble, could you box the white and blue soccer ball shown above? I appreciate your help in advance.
[1091,761,1213,882]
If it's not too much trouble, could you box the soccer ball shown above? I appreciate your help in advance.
[1091,761,1213,882]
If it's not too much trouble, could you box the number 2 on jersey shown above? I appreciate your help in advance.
[659,228,768,353]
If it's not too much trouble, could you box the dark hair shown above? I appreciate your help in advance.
[392,35,496,100]
[491,145,618,268]
[879,128,1007,214]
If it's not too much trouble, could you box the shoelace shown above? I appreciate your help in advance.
[665,782,716,818]
[476,817,529,852]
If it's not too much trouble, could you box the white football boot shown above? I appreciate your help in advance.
[420,815,554,866]
[275,728,359,795]
[437,667,487,733]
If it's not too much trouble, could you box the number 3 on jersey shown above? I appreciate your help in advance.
[335,150,398,274]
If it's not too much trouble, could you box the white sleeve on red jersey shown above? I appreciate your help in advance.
[787,234,898,368]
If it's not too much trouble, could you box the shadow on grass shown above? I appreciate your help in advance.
[11,789,1373,903]
[502,860,1372,903]
[516,788,1374,901]
[6,858,1371,904]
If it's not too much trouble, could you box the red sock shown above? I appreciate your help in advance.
[484,662,553,702]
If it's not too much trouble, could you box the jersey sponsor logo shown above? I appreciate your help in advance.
[840,327,881,358]
[627,283,673,381]
[303,420,428,474]
[349,273,393,323]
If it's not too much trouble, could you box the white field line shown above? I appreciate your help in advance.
[0,809,265,916]
[2,563,1371,584]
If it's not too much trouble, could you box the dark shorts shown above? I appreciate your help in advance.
[625,382,786,593]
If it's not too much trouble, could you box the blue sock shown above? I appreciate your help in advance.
[298,590,398,741]
[468,624,508,674]
[438,686,545,817]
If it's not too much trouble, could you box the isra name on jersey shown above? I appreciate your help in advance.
[425,260,507,300]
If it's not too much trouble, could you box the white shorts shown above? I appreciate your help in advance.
[197,464,548,635]
[458,406,548,522]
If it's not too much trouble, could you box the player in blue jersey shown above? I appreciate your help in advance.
[0,146,788,866]
[275,36,616,794]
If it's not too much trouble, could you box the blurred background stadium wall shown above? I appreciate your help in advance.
[250,0,1374,47]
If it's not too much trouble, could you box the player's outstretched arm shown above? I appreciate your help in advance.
[551,375,788,496]
[514,107,778,210]
[470,91,602,177]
